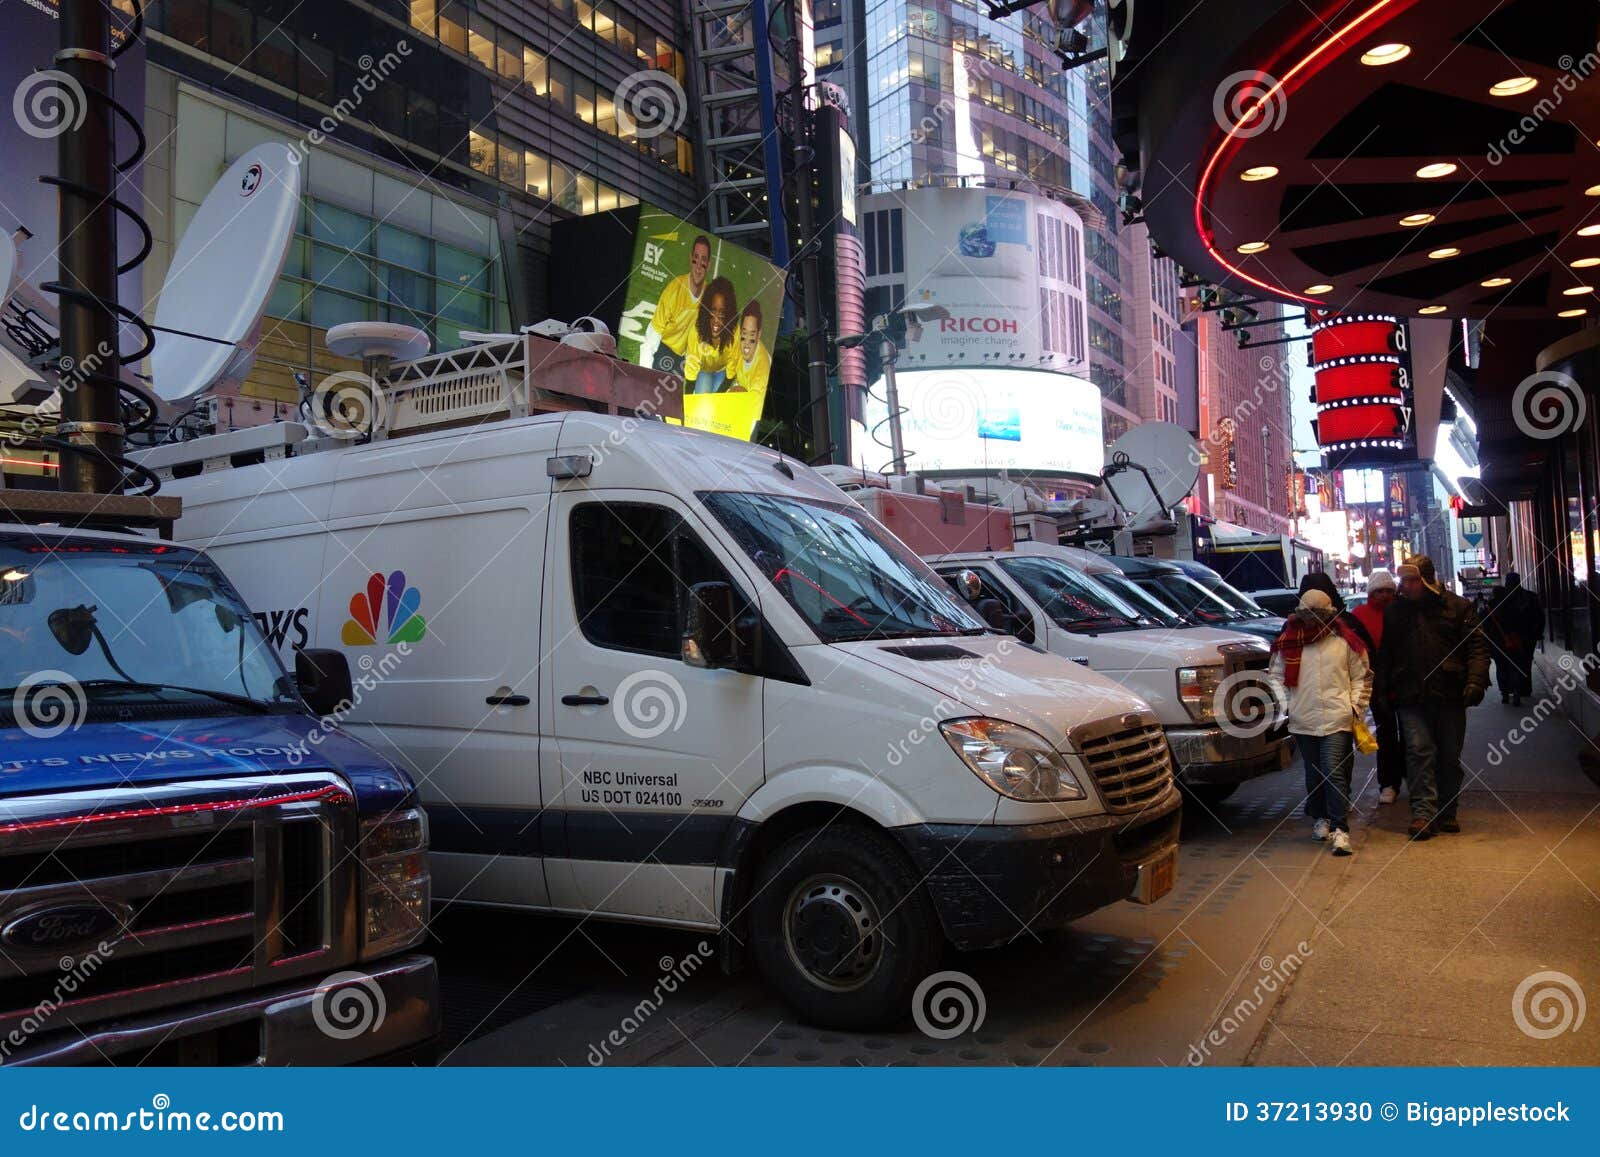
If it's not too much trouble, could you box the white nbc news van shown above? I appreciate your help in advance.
[151,409,1182,1028]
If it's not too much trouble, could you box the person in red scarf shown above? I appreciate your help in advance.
[1268,588,1374,856]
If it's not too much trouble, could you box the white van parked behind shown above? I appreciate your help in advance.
[927,543,1292,805]
[156,413,1182,1028]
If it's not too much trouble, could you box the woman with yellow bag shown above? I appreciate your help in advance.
[1268,588,1375,857]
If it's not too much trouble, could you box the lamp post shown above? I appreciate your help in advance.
[836,303,950,475]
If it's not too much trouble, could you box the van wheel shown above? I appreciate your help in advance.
[1185,783,1238,806]
[748,825,942,1030]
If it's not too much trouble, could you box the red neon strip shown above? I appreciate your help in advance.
[772,567,870,626]
[0,457,59,469]
[1194,0,1411,302]
[0,785,352,836]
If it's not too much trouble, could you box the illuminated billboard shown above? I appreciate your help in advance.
[860,368,1103,474]
[859,186,1089,374]
[616,206,787,441]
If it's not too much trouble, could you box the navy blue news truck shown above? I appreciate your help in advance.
[0,524,438,1065]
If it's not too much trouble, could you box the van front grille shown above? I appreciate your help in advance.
[1074,720,1178,813]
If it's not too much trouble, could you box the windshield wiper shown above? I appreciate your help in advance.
[79,679,280,713]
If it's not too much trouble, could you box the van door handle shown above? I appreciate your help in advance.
[561,693,610,706]
[486,693,531,706]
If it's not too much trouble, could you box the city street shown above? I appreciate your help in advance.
[435,695,1600,1067]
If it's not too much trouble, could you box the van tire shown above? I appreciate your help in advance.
[748,824,942,1030]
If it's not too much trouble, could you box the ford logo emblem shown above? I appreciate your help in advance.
[1,903,128,955]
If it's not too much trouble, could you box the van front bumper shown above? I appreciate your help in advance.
[1166,723,1292,784]
[892,793,1182,951]
[4,954,439,1067]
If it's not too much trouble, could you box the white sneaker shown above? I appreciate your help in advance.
[1378,787,1398,805]
[1330,830,1352,856]
[1312,818,1331,841]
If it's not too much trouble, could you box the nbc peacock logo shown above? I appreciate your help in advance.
[342,571,426,646]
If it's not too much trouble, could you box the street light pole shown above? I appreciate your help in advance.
[880,335,905,475]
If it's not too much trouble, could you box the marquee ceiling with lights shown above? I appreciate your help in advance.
[1129,0,1600,322]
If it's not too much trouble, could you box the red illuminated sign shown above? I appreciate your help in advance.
[1309,313,1411,454]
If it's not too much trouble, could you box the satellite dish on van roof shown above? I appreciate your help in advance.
[1105,422,1202,527]
[151,143,302,403]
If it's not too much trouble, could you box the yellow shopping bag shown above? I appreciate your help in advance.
[1352,712,1379,755]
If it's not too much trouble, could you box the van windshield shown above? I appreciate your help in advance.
[1145,572,1246,625]
[996,557,1153,632]
[700,491,985,642]
[0,536,298,718]
[1189,571,1270,617]
[1095,570,1189,628]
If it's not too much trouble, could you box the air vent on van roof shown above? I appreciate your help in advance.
[878,644,980,661]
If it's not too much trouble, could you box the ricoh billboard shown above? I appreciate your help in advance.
[860,186,1089,374]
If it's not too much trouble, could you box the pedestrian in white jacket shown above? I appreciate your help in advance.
[1268,588,1374,856]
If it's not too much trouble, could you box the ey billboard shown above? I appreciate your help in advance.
[618,206,787,442]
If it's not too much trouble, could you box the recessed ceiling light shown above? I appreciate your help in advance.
[1563,285,1595,295]
[1236,241,1270,254]
[1428,247,1461,259]
[1586,185,1600,196]
[1574,258,1600,268]
[1480,277,1513,287]
[1418,305,1448,314]
[1417,162,1458,179]
[1490,77,1539,97]
[1398,213,1436,227]
[1305,284,1334,294]
[1559,308,1588,318]
[1240,165,1279,182]
[1581,224,1600,237]
[1360,43,1411,66]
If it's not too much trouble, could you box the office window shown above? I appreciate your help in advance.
[467,129,496,175]
[437,2,467,53]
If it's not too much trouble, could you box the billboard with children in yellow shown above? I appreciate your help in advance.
[620,206,785,442]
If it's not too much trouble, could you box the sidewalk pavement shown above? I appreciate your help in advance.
[1246,693,1600,1065]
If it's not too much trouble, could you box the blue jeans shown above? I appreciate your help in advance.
[1296,731,1355,831]
[1395,703,1467,822]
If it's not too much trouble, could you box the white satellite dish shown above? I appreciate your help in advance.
[324,320,431,367]
[151,143,302,403]
[1105,421,1202,528]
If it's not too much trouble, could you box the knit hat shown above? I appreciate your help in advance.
[1367,568,1397,594]
[1298,571,1346,611]
[1297,589,1334,612]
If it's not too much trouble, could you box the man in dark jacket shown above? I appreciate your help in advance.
[1378,556,1490,838]
[1486,572,1543,705]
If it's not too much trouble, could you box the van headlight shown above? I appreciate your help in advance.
[1177,665,1225,723]
[359,807,430,960]
[940,718,1087,802]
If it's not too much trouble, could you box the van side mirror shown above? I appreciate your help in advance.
[955,569,983,601]
[682,581,746,670]
[297,648,354,717]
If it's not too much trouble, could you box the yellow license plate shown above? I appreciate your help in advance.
[1132,849,1177,904]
